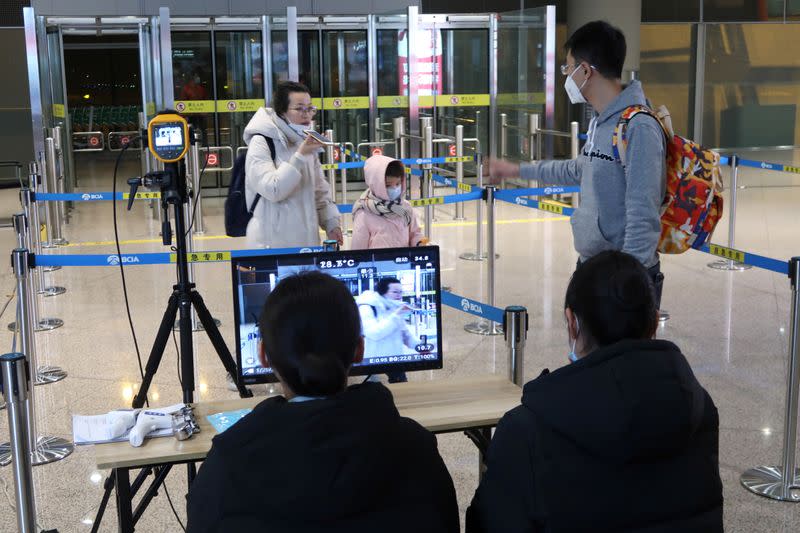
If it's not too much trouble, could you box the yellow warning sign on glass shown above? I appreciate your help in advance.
[377,95,409,109]
[445,156,473,163]
[538,201,564,215]
[174,100,216,114]
[322,97,370,110]
[784,165,800,174]
[419,94,490,108]
[123,192,162,200]
[169,251,232,263]
[497,92,546,106]
[410,197,444,207]
[217,99,265,113]
[52,104,65,119]
[457,182,473,192]
[708,244,745,263]
[321,163,341,171]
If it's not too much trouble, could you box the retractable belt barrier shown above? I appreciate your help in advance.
[36,192,161,202]
[441,291,505,324]
[495,189,576,216]
[30,247,503,321]
[496,186,788,275]
[321,155,475,172]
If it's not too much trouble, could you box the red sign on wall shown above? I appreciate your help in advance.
[448,144,457,157]
[206,153,219,166]
[89,136,100,147]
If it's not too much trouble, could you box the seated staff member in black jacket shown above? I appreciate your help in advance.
[187,271,459,533]
[466,251,723,533]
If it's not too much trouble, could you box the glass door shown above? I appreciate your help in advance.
[138,18,161,178]
[42,17,153,191]
[497,7,552,162]
[373,14,408,146]
[320,26,370,147]
[411,14,494,167]
[172,18,266,196]
[43,24,75,192]
[215,28,263,188]
[436,25,490,153]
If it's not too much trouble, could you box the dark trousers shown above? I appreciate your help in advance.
[649,261,664,310]
[576,259,664,310]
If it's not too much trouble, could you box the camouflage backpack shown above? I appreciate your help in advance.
[612,105,724,254]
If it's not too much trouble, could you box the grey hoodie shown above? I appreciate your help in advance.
[521,81,665,268]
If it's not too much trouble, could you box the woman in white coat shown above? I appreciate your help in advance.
[242,81,342,248]
[356,277,418,383]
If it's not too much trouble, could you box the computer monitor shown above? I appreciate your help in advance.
[231,246,443,385]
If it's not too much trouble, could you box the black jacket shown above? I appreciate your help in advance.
[466,339,723,533]
[187,382,459,533]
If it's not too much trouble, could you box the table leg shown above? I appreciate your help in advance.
[115,467,134,533]
[464,427,493,481]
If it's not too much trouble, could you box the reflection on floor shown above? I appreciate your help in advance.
[0,149,799,532]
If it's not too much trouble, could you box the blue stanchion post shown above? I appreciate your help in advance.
[465,186,502,336]
[741,257,800,501]
[709,154,751,271]
[460,154,488,262]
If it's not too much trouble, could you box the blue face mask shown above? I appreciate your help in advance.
[568,317,580,363]
[386,186,402,201]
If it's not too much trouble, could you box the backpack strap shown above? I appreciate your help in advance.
[247,135,276,214]
[611,105,669,168]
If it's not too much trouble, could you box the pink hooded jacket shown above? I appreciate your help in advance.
[351,155,424,250]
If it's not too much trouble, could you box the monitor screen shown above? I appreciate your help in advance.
[153,125,184,147]
[231,246,443,385]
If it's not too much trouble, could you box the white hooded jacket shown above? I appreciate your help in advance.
[356,290,417,360]
[242,107,340,248]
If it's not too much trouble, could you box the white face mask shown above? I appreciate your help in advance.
[386,186,402,201]
[564,66,588,105]
[287,122,307,137]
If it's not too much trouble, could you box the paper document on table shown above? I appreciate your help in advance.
[73,403,184,445]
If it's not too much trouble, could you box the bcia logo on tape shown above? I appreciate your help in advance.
[107,255,141,265]
[461,298,484,315]
[515,197,528,206]
[760,162,776,170]
[81,193,104,201]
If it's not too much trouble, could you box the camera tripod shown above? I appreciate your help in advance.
[127,161,252,407]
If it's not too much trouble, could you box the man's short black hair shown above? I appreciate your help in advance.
[273,80,311,116]
[565,21,626,80]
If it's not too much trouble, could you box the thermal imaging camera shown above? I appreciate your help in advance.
[147,113,189,163]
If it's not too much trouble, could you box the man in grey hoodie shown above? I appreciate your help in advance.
[490,21,667,307]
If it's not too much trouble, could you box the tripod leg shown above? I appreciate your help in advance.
[91,470,116,533]
[133,292,180,409]
[190,291,253,398]
[177,291,195,404]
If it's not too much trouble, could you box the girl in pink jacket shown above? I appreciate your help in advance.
[351,155,427,250]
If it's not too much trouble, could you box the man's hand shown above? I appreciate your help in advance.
[483,157,520,184]
[327,227,344,245]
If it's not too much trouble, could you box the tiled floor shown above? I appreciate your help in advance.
[0,149,799,531]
